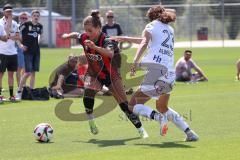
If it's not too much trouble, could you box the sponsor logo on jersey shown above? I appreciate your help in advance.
[28,32,38,38]
[87,54,102,61]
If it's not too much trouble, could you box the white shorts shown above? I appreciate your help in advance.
[140,68,175,99]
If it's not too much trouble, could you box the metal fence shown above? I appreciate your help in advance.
[66,0,240,47]
[2,0,239,47]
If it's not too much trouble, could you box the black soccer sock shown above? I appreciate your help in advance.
[9,86,13,97]
[150,110,158,120]
[0,87,2,95]
[83,96,95,115]
[184,127,190,133]
[119,101,142,129]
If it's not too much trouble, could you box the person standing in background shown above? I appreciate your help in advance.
[0,4,20,102]
[16,10,43,100]
[102,10,123,36]
[16,12,29,87]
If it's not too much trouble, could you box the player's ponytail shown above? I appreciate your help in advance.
[83,10,102,28]
[146,5,176,23]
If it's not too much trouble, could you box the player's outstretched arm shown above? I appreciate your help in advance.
[111,36,143,44]
[131,30,151,76]
[62,32,79,39]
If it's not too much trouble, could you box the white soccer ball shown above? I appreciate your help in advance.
[34,123,54,143]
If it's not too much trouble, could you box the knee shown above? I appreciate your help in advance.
[129,97,136,107]
[24,72,31,77]
[157,105,168,113]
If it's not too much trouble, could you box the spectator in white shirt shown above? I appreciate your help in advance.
[175,50,208,82]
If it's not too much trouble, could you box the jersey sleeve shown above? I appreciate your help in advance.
[144,22,154,35]
[189,59,198,70]
[19,22,27,34]
[39,24,43,35]
[77,33,83,45]
[116,24,123,36]
[102,25,107,34]
[103,38,120,55]
[103,38,114,50]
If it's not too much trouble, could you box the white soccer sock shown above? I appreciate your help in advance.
[133,104,160,121]
[164,107,189,132]
[137,126,145,132]
[133,104,153,118]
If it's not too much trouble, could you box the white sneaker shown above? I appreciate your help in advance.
[0,95,6,103]
[138,127,149,139]
[185,130,199,142]
[16,92,22,100]
[159,114,168,136]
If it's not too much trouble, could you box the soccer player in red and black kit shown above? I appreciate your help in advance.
[62,11,148,138]
[16,10,43,99]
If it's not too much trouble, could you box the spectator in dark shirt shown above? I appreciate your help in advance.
[102,10,123,36]
[16,10,43,100]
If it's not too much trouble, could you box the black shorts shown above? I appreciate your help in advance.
[0,54,18,72]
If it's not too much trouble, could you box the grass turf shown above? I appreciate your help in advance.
[0,47,240,160]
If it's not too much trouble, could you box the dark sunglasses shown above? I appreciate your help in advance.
[107,16,114,18]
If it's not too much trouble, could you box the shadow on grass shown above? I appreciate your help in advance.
[73,138,194,148]
[73,137,140,147]
[135,141,195,148]
[35,141,55,144]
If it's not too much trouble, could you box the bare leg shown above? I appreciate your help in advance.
[129,89,151,111]
[156,94,170,113]
[108,79,143,130]
[16,68,21,87]
[18,72,31,92]
[0,72,4,95]
[8,71,14,97]
[30,72,35,89]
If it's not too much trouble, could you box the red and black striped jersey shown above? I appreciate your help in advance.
[78,32,120,80]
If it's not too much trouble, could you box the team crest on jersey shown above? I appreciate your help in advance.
[87,54,102,61]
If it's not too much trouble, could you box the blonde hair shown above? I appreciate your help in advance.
[19,12,29,17]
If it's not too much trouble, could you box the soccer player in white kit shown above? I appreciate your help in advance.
[113,5,199,141]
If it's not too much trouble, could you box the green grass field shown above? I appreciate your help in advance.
[0,47,240,160]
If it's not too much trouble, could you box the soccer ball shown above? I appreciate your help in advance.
[34,123,54,143]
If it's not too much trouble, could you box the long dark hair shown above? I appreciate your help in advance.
[83,10,102,28]
[146,5,176,23]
